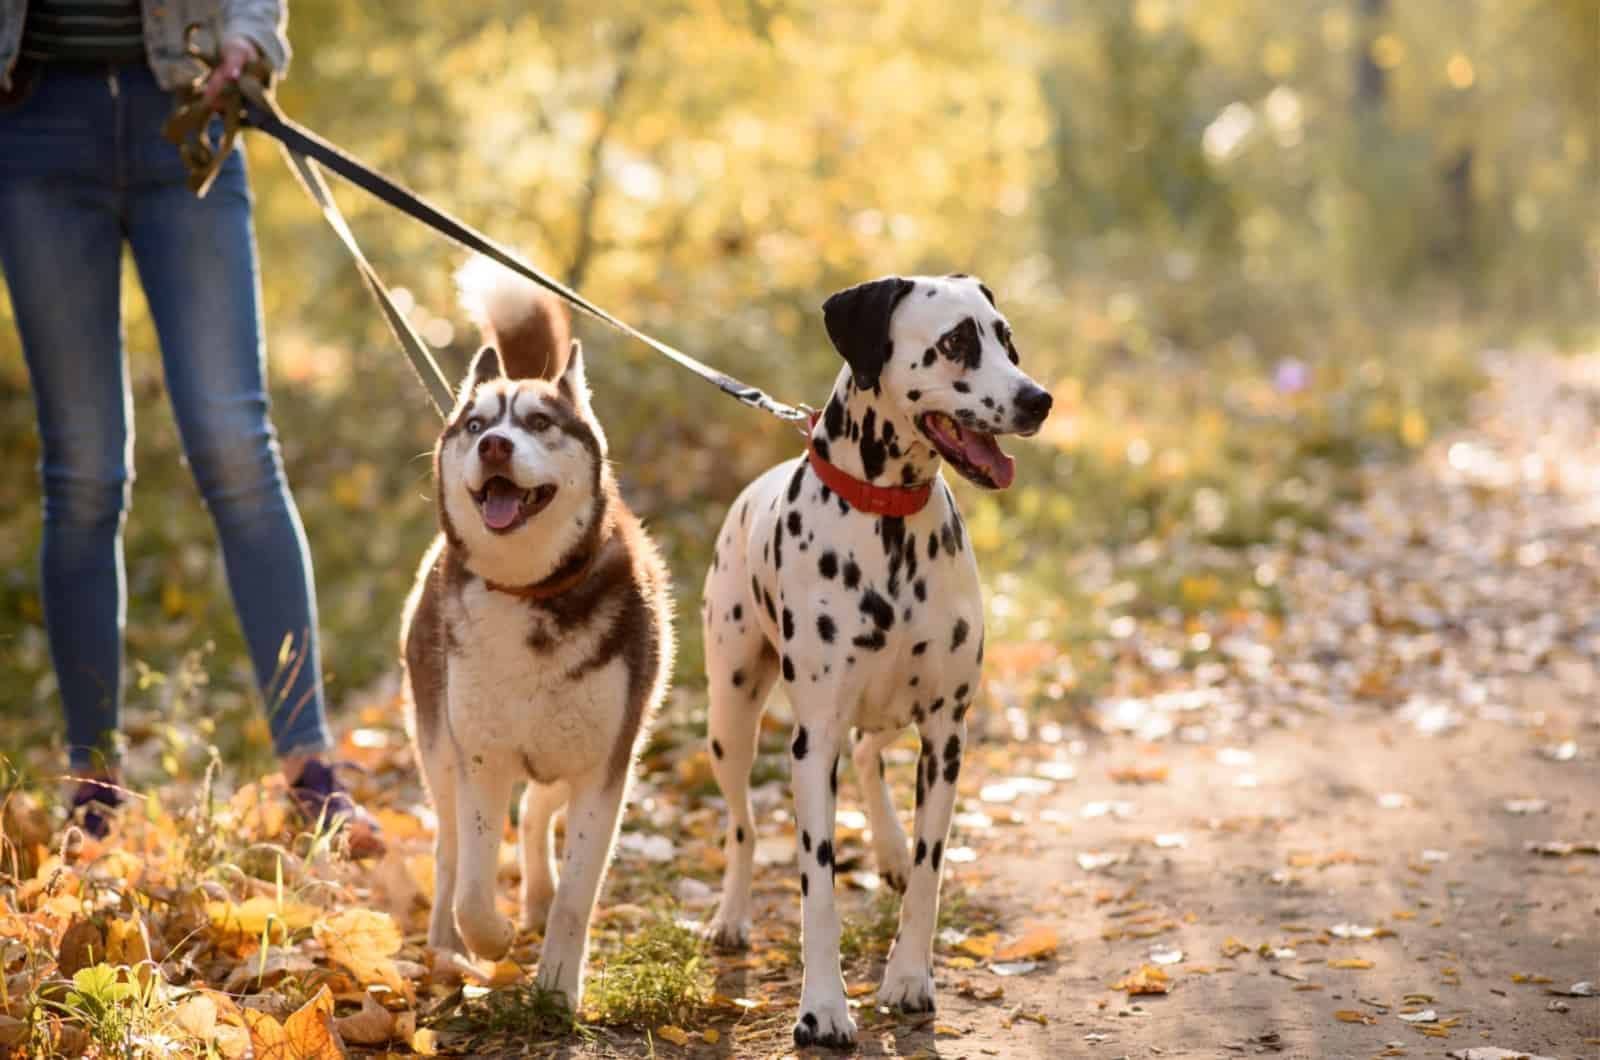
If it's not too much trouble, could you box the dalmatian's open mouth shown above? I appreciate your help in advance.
[918,412,1016,490]
[470,476,558,533]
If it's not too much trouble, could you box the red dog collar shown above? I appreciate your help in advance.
[804,412,932,517]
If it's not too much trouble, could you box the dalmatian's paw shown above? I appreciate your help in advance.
[703,910,752,951]
[873,839,912,895]
[877,965,937,1013]
[792,995,857,1050]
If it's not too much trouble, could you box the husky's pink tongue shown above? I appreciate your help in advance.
[481,479,523,530]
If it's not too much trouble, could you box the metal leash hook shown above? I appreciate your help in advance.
[161,23,273,196]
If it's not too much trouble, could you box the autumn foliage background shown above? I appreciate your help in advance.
[0,0,1596,1055]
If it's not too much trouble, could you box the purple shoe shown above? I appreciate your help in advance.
[287,759,386,858]
[70,777,124,840]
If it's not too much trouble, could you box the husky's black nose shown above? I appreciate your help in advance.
[478,433,513,465]
[1015,383,1053,428]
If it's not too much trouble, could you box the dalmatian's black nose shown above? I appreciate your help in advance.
[1015,383,1053,428]
[478,432,514,465]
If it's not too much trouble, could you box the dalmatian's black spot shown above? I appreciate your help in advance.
[952,380,971,394]
[791,725,808,759]
[816,614,836,643]
[819,550,838,579]
[937,317,983,371]
[801,872,809,895]
[924,753,938,791]
[786,464,806,503]
[914,579,927,602]
[782,608,795,640]
[951,618,969,651]
[803,830,812,852]
[901,464,921,486]
[816,840,833,867]
[843,560,861,589]
[858,408,887,481]
[909,675,920,687]
[773,523,784,570]
[732,603,742,621]
[813,437,830,462]
[787,511,802,536]
[979,282,996,306]
[830,758,839,796]
[907,389,921,402]
[928,697,944,715]
[823,399,846,439]
[736,825,745,843]
[732,669,745,687]
[981,396,995,409]
[849,420,859,442]
[763,588,777,623]
[859,588,894,630]
[912,640,928,655]
[940,524,956,555]
[931,840,943,871]
[955,683,969,701]
[922,347,937,367]
[944,733,961,763]
[954,701,970,722]
[912,704,925,722]
[750,574,760,600]
[943,752,961,784]
[914,839,927,866]
[782,655,795,682]
[712,739,724,759]
[852,629,886,651]
[915,771,925,808]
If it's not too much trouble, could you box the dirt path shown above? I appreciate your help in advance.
[562,352,1597,1059]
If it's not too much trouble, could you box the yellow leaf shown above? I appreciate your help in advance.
[1328,959,1374,969]
[1220,937,1249,957]
[946,955,979,969]
[846,982,876,997]
[207,896,321,943]
[657,1024,690,1046]
[410,1028,439,1056]
[993,926,1060,962]
[1111,965,1170,995]
[1334,1009,1376,1024]
[244,985,345,1059]
[701,1028,720,1044]
[957,932,999,959]
[313,909,407,998]
[934,1023,963,1035]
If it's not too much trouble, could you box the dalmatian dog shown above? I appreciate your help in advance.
[700,275,1053,1048]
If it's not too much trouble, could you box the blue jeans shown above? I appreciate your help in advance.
[0,60,331,769]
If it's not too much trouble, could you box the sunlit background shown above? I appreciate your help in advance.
[2,0,1595,773]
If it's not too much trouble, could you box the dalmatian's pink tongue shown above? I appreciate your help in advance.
[480,477,524,530]
[965,431,1016,489]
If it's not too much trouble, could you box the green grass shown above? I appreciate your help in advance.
[584,918,712,1028]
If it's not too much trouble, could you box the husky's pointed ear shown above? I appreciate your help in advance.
[822,276,916,390]
[558,339,607,453]
[466,345,503,389]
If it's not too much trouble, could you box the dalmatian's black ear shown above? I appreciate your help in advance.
[822,277,916,390]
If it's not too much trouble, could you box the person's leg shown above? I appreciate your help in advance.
[124,139,333,760]
[0,66,133,779]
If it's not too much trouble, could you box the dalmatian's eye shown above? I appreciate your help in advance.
[465,416,484,435]
[526,413,553,432]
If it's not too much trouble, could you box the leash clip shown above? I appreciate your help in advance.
[161,23,275,197]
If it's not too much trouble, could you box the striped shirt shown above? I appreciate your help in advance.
[20,0,146,63]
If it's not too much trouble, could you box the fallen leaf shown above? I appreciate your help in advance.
[990,961,1041,977]
[314,909,407,998]
[701,1028,720,1044]
[1112,965,1171,995]
[1328,959,1374,969]
[332,992,398,1045]
[1446,1050,1557,1060]
[1502,799,1549,815]
[1398,1009,1438,1023]
[410,1027,439,1055]
[57,918,104,978]
[656,1024,690,1046]
[1334,1010,1377,1024]
[993,927,1059,962]
[243,985,345,1059]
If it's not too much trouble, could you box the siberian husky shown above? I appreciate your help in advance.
[401,263,673,1010]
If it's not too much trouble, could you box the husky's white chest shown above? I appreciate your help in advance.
[443,583,627,782]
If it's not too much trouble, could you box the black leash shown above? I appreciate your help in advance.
[163,35,810,424]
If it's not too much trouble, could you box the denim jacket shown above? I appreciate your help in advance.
[0,0,289,91]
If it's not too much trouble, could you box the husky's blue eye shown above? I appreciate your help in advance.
[466,417,484,434]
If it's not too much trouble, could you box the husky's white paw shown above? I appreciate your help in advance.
[877,964,937,1013]
[703,909,751,951]
[792,993,857,1050]
[454,904,516,962]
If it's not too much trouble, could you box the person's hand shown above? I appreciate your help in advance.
[201,35,260,109]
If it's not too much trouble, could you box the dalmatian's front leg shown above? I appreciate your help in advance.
[790,718,856,1049]
[879,713,966,1013]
